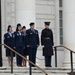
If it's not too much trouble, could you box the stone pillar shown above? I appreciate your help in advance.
[16,0,36,67]
[63,0,75,67]
[16,0,35,29]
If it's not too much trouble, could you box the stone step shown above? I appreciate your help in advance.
[0,70,72,73]
[0,73,68,75]
[0,67,74,70]
[0,67,73,75]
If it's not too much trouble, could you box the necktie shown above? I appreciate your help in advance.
[9,33,12,37]
[19,31,21,35]
[32,29,35,33]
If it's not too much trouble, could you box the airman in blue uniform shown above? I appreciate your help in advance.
[22,26,28,67]
[4,25,15,66]
[13,23,25,67]
[26,22,39,67]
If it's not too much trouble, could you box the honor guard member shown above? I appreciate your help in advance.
[13,23,25,67]
[41,22,54,67]
[26,22,39,67]
[4,25,15,66]
[22,26,28,67]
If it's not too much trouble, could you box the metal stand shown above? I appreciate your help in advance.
[0,0,2,67]
[54,47,57,67]
[11,51,13,73]
[68,51,75,75]
[0,53,2,67]
[68,72,75,75]
[70,51,73,72]
[29,65,32,75]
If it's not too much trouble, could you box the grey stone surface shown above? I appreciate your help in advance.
[0,67,72,75]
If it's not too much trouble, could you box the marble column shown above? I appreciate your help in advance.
[63,0,75,67]
[16,0,35,29]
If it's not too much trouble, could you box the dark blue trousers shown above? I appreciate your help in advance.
[16,46,23,66]
[29,47,37,67]
[45,56,52,67]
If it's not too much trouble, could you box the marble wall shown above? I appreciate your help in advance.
[1,0,64,67]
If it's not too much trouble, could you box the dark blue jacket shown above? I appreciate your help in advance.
[13,31,25,47]
[4,33,14,48]
[26,29,39,48]
[22,32,28,47]
[41,28,54,56]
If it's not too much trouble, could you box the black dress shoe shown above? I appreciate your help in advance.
[45,65,52,67]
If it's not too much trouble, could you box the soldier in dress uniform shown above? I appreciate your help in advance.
[22,26,28,67]
[4,25,15,66]
[13,23,25,67]
[26,22,39,67]
[41,22,54,67]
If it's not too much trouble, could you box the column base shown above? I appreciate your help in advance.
[63,61,75,68]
